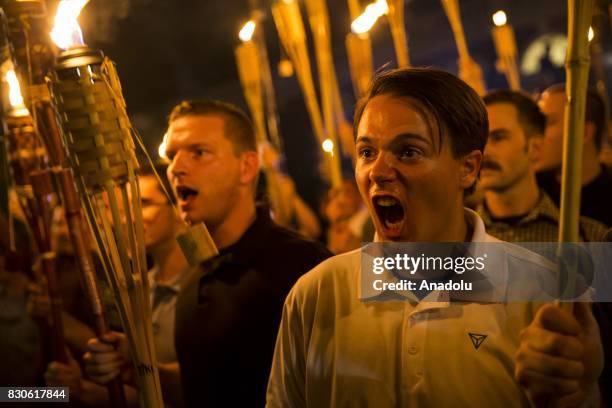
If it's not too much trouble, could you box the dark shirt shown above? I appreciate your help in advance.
[174,208,331,407]
[537,168,612,227]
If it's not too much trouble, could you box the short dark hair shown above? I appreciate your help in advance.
[354,68,488,193]
[139,162,175,204]
[544,84,607,150]
[168,99,257,154]
[483,89,546,138]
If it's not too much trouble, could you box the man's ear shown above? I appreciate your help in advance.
[527,136,543,163]
[584,122,596,146]
[240,151,260,186]
[459,150,482,190]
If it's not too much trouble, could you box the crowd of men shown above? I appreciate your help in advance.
[0,67,611,407]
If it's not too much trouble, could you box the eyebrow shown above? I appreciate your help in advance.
[489,128,510,136]
[356,133,431,145]
[165,142,208,153]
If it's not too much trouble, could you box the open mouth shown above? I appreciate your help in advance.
[373,196,405,234]
[175,185,199,204]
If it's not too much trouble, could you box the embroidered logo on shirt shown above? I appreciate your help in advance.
[468,332,487,350]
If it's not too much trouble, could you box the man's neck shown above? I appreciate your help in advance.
[485,173,539,218]
[151,239,188,284]
[210,196,257,250]
[435,201,469,242]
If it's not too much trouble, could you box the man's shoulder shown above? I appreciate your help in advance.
[290,249,361,299]
[579,215,608,241]
[266,223,331,259]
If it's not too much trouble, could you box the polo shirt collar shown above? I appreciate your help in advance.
[361,208,496,304]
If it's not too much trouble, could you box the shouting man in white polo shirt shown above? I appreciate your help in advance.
[266,68,603,407]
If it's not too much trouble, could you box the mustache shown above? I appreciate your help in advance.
[481,160,502,171]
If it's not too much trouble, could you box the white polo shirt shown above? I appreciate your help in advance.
[266,209,567,407]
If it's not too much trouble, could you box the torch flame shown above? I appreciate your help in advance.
[239,20,256,42]
[4,69,29,117]
[351,0,388,35]
[492,10,507,27]
[322,138,334,153]
[158,134,168,161]
[50,0,90,50]
[588,26,594,42]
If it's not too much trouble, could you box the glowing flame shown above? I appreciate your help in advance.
[239,20,256,42]
[588,26,594,42]
[4,69,29,116]
[322,138,334,153]
[492,10,507,27]
[50,0,89,50]
[351,0,388,34]
[158,134,168,160]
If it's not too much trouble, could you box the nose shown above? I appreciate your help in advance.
[168,150,188,180]
[370,151,396,185]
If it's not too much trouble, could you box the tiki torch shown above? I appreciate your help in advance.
[235,19,292,225]
[305,0,345,187]
[347,0,385,100]
[0,62,70,366]
[491,10,521,90]
[386,0,410,68]
[271,0,342,187]
[0,9,70,366]
[0,1,127,404]
[440,0,486,95]
[45,2,163,406]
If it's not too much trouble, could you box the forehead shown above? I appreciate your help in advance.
[486,102,519,126]
[166,114,227,145]
[539,91,565,114]
[357,95,435,141]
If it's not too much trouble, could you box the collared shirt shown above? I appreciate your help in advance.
[266,209,591,407]
[174,207,331,407]
[478,191,607,242]
[148,265,189,364]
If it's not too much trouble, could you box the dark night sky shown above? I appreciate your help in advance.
[74,0,611,206]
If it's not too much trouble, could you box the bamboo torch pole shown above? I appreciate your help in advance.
[235,21,293,225]
[386,0,410,68]
[560,0,594,243]
[440,0,486,95]
[271,0,341,187]
[556,0,594,310]
[491,10,521,90]
[247,5,285,155]
[305,0,343,188]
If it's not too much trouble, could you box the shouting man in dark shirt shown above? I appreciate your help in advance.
[84,100,330,407]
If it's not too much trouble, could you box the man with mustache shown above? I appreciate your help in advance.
[478,89,606,242]
[267,69,603,407]
[84,100,330,407]
[537,85,611,227]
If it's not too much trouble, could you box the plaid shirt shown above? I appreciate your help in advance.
[478,191,607,242]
